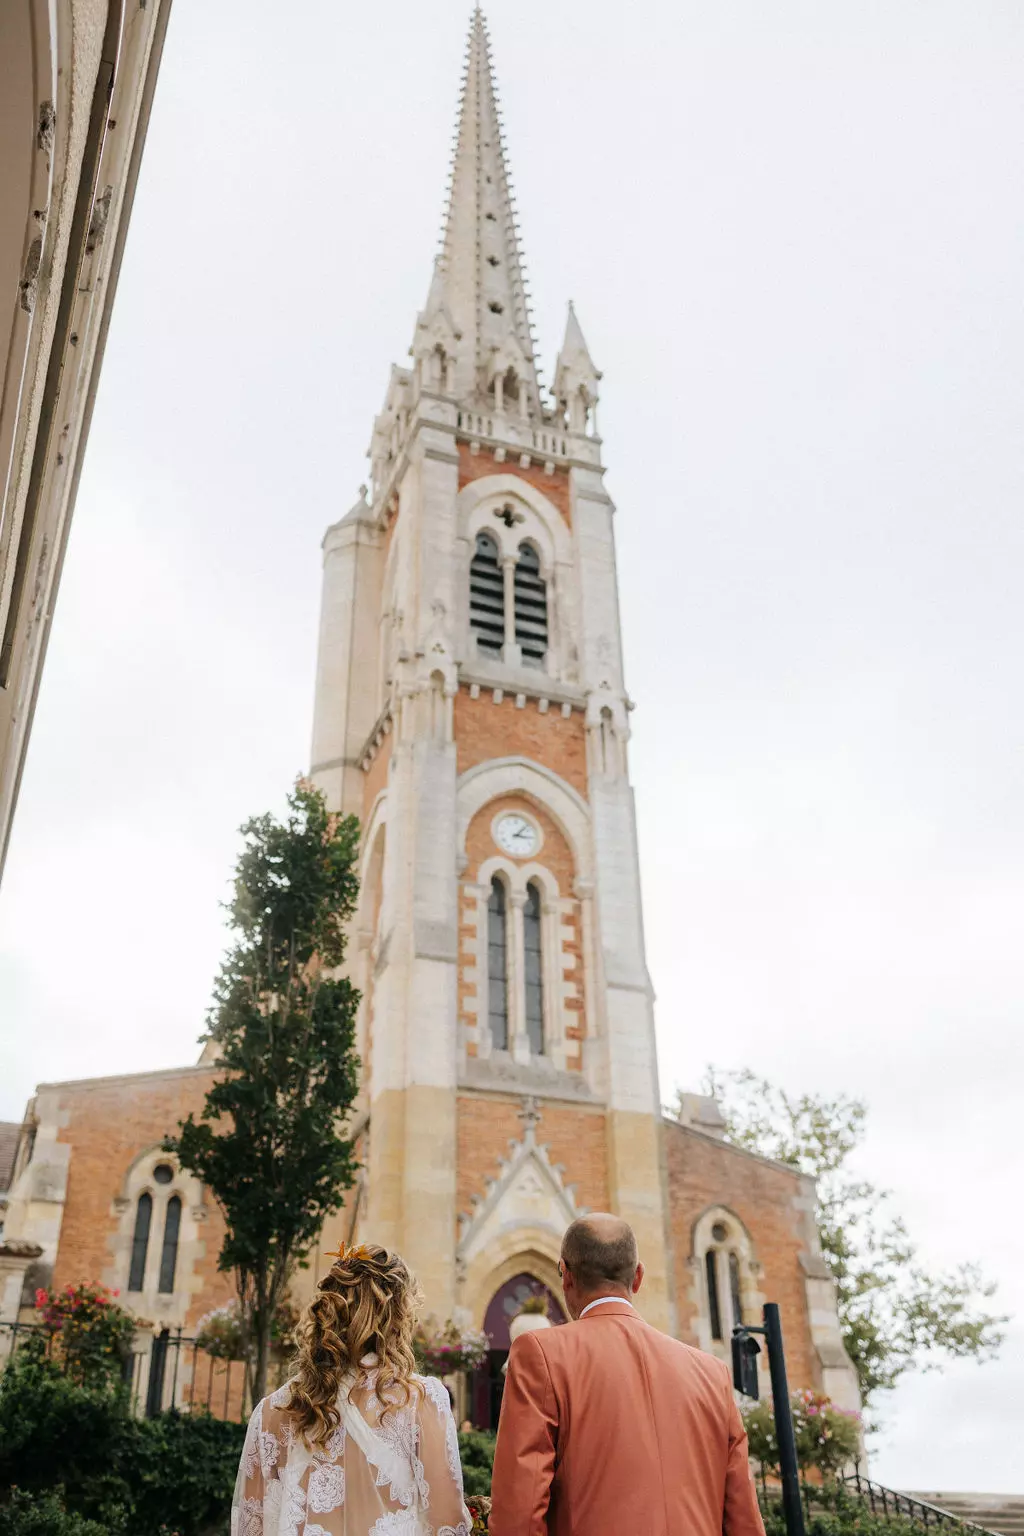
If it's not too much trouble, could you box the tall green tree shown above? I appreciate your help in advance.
[687,1069,1006,1415]
[167,782,362,1404]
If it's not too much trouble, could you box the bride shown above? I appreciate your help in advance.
[232,1242,472,1535]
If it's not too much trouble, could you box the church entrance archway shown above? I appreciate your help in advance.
[470,1272,566,1430]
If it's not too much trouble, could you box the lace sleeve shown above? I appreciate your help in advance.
[232,1396,286,1536]
[232,1399,266,1536]
[417,1377,471,1536]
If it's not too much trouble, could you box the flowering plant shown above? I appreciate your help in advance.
[194,1302,247,1361]
[413,1316,491,1376]
[514,1294,550,1317]
[742,1389,861,1478]
[33,1282,137,1386]
[194,1297,299,1361]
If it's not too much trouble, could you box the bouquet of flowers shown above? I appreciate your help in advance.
[467,1495,492,1533]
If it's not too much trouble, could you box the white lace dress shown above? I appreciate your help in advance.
[231,1367,471,1536]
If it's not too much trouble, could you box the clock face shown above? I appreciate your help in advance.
[495,813,539,859]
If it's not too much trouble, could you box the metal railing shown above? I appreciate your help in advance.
[754,1464,999,1536]
[843,1468,998,1534]
[0,1319,289,1424]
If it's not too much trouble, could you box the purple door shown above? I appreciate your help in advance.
[470,1274,565,1430]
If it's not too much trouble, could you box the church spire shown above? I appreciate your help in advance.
[425,9,541,414]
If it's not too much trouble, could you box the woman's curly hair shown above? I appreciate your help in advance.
[286,1243,422,1449]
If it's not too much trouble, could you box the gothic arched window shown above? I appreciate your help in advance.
[158,1196,182,1294]
[524,882,545,1054]
[705,1249,723,1341]
[487,877,509,1050]
[514,542,548,667]
[729,1251,743,1328]
[128,1193,153,1293]
[470,532,505,657]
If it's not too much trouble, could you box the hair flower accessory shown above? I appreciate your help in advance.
[324,1240,373,1264]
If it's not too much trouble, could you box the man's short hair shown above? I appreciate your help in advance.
[561,1214,638,1289]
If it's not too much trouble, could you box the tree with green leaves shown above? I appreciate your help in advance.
[686,1069,1006,1416]
[167,781,362,1404]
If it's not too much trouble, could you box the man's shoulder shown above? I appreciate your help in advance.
[520,1316,731,1383]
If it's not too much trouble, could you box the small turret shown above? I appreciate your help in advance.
[553,301,602,436]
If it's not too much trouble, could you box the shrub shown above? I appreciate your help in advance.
[33,1283,137,1389]
[0,1488,121,1536]
[459,1429,496,1497]
[743,1390,861,1478]
[0,1351,243,1536]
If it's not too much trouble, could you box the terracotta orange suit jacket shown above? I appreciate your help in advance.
[489,1300,767,1536]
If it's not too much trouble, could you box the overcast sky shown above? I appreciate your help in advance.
[2,0,1022,1493]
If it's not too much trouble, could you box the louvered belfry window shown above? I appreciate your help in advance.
[514,543,548,667]
[469,532,505,657]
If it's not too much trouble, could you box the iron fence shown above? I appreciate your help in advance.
[754,1463,998,1536]
[0,1319,289,1424]
[843,1469,997,1535]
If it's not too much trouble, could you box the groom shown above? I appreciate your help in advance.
[489,1213,766,1536]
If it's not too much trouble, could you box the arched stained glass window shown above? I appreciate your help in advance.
[728,1251,743,1328]
[513,543,548,667]
[488,877,509,1050]
[128,1192,152,1293]
[158,1195,182,1294]
[524,882,544,1055]
[705,1249,723,1341]
[470,533,505,657]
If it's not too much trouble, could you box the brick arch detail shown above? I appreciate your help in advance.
[689,1203,766,1372]
[457,757,591,881]
[459,792,585,1071]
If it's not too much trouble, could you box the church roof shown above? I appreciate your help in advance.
[430,9,540,409]
[0,1121,21,1192]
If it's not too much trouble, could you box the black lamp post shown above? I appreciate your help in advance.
[732,1303,806,1536]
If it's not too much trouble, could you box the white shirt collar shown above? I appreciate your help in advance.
[579,1295,634,1319]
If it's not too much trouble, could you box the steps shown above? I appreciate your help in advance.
[904,1494,1024,1536]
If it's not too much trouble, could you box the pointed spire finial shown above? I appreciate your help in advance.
[419,9,540,412]
[555,300,601,434]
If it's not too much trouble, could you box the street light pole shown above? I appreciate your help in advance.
[763,1304,805,1536]
[732,1304,806,1536]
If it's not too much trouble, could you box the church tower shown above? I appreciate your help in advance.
[310,10,677,1336]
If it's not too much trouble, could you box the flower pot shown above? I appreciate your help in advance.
[508,1312,552,1344]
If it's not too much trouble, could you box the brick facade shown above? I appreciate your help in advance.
[454,688,588,798]
[664,1118,817,1389]
[48,1068,234,1330]
[457,443,572,527]
[457,1094,609,1221]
